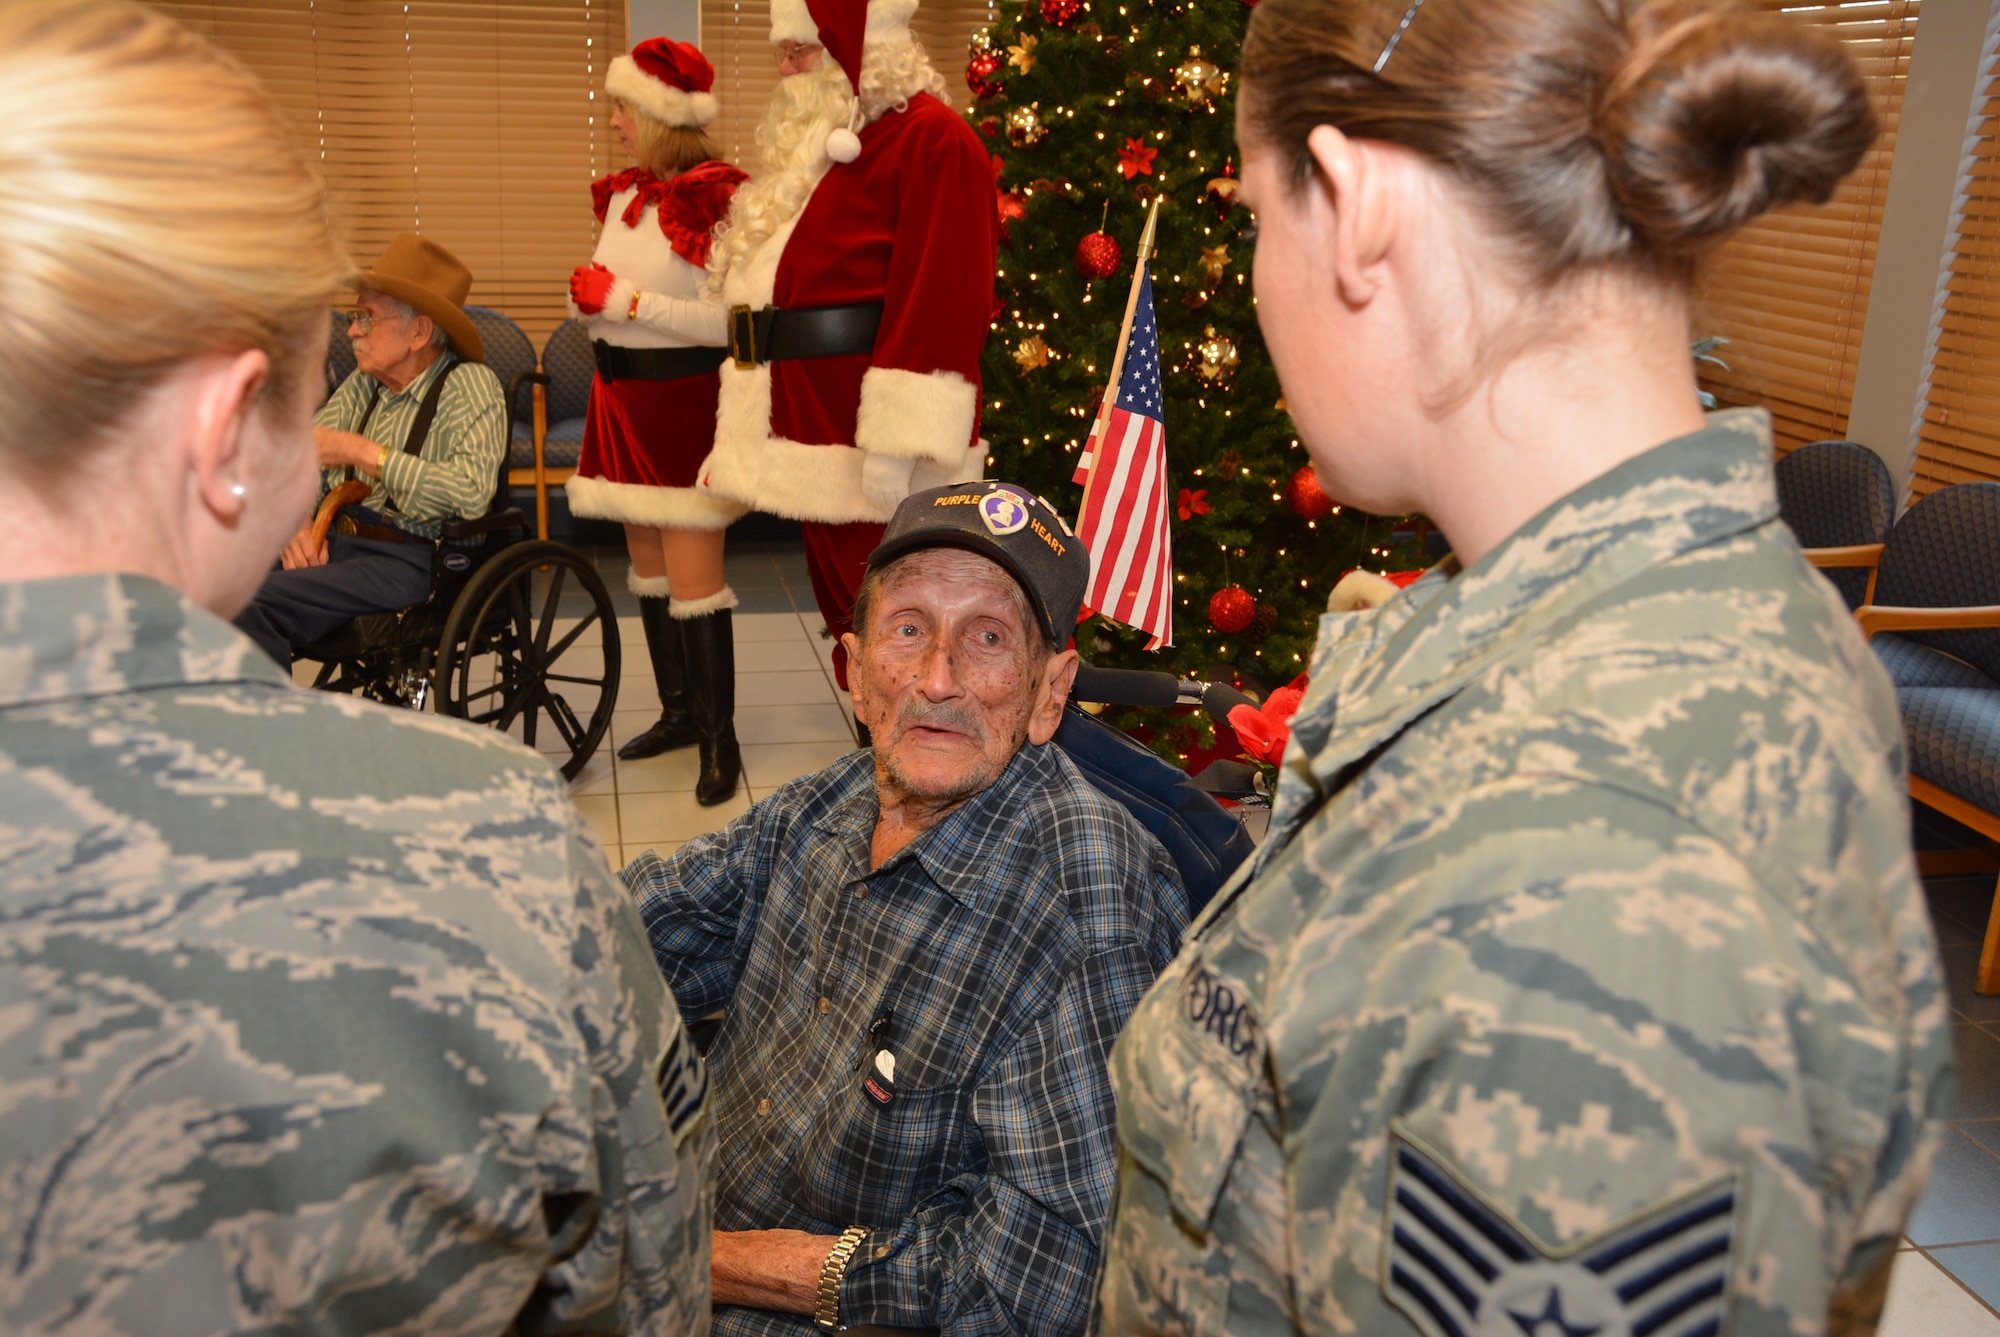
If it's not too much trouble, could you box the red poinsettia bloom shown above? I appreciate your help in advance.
[1227,674,1308,765]
[1117,138,1158,180]
[1176,487,1210,520]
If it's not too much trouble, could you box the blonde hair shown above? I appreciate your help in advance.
[0,0,348,473]
[617,97,724,177]
[708,37,946,291]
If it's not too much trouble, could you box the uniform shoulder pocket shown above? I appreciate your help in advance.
[1112,951,1266,1230]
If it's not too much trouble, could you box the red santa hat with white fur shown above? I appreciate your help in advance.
[768,0,919,161]
[606,37,719,128]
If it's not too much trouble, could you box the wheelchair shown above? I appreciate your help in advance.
[296,478,621,780]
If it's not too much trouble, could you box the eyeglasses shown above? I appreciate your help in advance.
[340,309,408,336]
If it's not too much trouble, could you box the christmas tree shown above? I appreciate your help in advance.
[963,0,1401,695]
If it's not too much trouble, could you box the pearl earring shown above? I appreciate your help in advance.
[230,484,246,498]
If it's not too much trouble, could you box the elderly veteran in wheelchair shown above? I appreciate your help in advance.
[233,233,507,667]
[629,481,1188,1337]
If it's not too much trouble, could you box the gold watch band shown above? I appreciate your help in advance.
[814,1226,870,1331]
[375,445,390,477]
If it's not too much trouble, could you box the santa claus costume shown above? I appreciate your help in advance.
[567,37,749,801]
[698,0,999,692]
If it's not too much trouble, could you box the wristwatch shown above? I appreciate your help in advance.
[814,1226,870,1331]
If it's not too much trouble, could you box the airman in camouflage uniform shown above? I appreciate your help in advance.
[0,573,713,1335]
[1097,411,1949,1337]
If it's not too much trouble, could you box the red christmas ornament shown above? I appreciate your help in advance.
[977,115,1002,139]
[1208,586,1256,634]
[1286,465,1334,520]
[1041,0,1082,25]
[1075,230,1122,279]
[965,51,1004,99]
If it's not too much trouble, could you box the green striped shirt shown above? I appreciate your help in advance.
[317,351,507,538]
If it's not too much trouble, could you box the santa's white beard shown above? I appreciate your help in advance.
[708,42,948,292]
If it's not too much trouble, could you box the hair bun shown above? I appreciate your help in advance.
[1596,7,1877,254]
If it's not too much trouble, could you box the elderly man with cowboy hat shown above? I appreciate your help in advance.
[234,233,507,667]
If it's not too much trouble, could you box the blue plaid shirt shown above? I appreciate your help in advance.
[628,742,1187,1337]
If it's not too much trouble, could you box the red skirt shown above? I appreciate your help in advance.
[575,368,719,489]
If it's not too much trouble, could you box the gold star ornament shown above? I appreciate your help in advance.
[1007,34,1038,73]
[1199,243,1231,284]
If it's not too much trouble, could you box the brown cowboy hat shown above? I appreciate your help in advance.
[354,233,483,362]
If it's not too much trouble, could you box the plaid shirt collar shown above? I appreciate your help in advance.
[811,741,1062,910]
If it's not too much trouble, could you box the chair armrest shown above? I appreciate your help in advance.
[1856,604,2000,639]
[1802,543,1884,570]
[310,479,374,550]
[440,507,531,542]
[506,369,548,425]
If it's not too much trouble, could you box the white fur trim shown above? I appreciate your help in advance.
[826,126,861,163]
[865,0,919,44]
[855,366,978,465]
[566,474,746,530]
[701,361,982,521]
[607,54,720,127]
[669,586,740,618]
[605,274,638,321]
[628,571,673,596]
[769,0,816,44]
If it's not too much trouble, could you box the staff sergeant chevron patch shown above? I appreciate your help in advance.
[1381,1129,1739,1337]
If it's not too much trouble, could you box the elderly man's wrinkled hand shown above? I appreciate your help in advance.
[280,524,327,570]
[314,425,377,472]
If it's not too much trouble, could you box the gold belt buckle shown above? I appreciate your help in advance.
[333,513,359,537]
[729,304,757,371]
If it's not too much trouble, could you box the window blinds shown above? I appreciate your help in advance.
[1694,0,1919,456]
[154,0,626,346]
[697,0,995,171]
[1912,19,2000,497]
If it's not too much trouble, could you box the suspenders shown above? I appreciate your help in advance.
[352,355,460,476]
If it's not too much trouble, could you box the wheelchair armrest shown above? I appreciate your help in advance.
[1856,604,2000,639]
[310,480,374,550]
[440,507,531,542]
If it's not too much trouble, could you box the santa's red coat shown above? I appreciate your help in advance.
[701,91,999,523]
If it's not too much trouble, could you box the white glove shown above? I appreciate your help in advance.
[860,452,918,516]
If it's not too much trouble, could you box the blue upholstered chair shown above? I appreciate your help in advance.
[1776,439,1896,610]
[1848,482,2000,991]
[324,307,357,403]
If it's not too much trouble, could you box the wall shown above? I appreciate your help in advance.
[629,0,699,43]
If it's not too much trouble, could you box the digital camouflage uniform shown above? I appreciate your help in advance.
[0,573,713,1336]
[1097,411,1949,1337]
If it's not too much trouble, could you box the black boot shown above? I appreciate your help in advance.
[617,595,698,760]
[681,608,741,806]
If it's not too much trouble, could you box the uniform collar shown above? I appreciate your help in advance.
[1278,409,1778,818]
[820,740,1062,908]
[0,573,291,711]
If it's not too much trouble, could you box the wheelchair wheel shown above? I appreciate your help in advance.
[435,541,620,780]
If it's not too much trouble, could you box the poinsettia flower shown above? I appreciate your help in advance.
[1176,487,1210,520]
[1117,138,1158,180]
[1227,674,1308,766]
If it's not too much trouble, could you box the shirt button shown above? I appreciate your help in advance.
[818,997,832,1015]
[854,885,868,899]
[873,1245,890,1259]
[756,1098,772,1116]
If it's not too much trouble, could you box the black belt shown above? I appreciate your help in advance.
[728,302,883,369]
[592,341,729,383]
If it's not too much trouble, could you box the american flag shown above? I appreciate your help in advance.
[1073,263,1173,648]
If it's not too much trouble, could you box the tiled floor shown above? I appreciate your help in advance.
[306,533,2000,1330]
[557,539,860,870]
